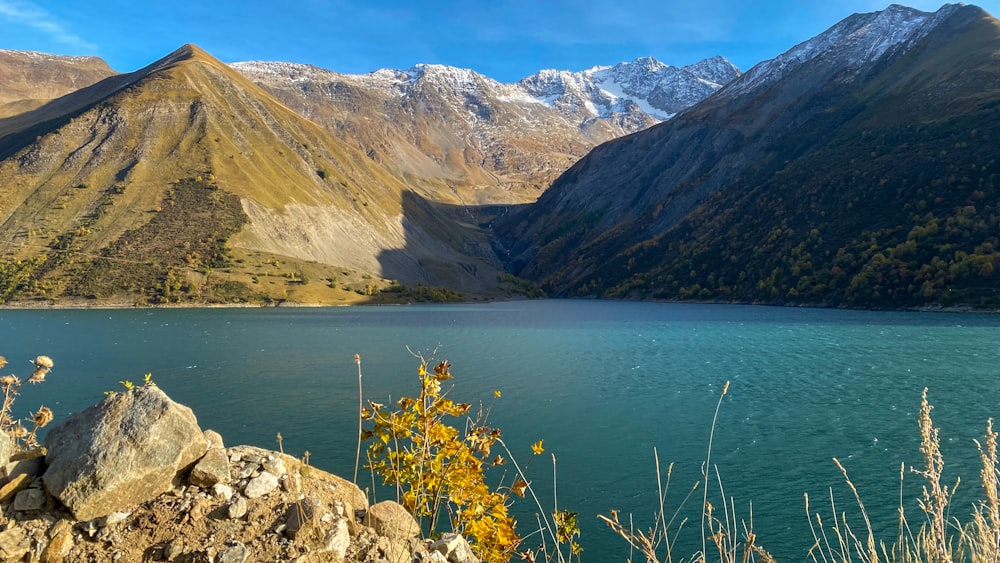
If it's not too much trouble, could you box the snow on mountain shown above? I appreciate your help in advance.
[726,3,962,97]
[232,55,741,127]
[516,56,740,121]
[230,55,741,202]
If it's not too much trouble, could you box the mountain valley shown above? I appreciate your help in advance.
[1,3,998,310]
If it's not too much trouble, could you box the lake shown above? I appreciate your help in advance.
[2,300,998,561]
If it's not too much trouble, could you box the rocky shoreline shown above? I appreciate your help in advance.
[0,385,480,563]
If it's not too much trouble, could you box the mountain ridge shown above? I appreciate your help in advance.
[231,54,739,202]
[0,43,505,305]
[496,2,1000,310]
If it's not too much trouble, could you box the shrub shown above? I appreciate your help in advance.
[362,356,580,563]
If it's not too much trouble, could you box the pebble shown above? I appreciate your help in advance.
[212,483,234,501]
[227,497,248,520]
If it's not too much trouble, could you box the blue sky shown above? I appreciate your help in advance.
[1,1,997,80]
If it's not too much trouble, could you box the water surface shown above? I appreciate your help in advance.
[2,301,998,561]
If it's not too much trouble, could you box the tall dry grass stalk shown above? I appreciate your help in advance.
[968,417,1000,563]
[805,387,1000,563]
[604,386,1000,562]
[702,381,731,559]
[913,388,958,561]
[354,353,362,484]
[600,381,773,563]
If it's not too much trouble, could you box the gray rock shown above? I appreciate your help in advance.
[101,510,132,527]
[12,487,45,511]
[326,518,351,558]
[43,386,209,521]
[363,500,421,540]
[244,470,278,498]
[228,496,248,519]
[284,497,324,539]
[212,483,234,501]
[431,533,480,563]
[189,447,231,487]
[261,454,286,476]
[217,542,249,563]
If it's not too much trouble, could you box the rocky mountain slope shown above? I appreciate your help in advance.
[0,49,115,118]
[497,3,1000,309]
[232,56,739,203]
[0,44,503,306]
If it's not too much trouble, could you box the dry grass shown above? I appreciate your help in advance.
[603,387,1000,563]
[599,381,775,563]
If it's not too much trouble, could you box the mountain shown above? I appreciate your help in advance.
[497,3,1000,309]
[0,44,503,305]
[0,49,115,118]
[231,56,739,203]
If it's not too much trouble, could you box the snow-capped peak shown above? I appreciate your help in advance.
[517,56,741,121]
[727,3,963,96]
[232,55,740,131]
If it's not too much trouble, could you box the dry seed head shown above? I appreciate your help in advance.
[33,356,54,369]
[28,369,47,384]
[0,374,18,387]
[32,406,53,428]
[0,356,6,370]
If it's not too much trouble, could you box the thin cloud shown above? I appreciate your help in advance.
[0,0,97,52]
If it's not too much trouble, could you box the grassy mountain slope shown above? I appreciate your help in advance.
[0,45,503,305]
[497,5,1000,309]
[0,50,115,118]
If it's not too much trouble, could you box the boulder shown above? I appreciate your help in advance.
[363,500,421,540]
[43,386,209,521]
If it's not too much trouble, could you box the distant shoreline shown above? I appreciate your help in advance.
[1,295,996,314]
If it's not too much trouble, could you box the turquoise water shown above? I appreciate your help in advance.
[2,300,999,561]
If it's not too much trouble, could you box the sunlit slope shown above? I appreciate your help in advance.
[0,44,501,304]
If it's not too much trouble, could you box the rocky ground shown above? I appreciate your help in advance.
[0,386,479,563]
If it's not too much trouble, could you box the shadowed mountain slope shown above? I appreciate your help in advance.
[497,3,1000,309]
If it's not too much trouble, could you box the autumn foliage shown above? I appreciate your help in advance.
[362,359,521,562]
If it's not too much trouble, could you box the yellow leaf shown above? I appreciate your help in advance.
[531,440,544,455]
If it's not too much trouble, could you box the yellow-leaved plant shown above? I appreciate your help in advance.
[363,358,519,563]
[362,356,581,563]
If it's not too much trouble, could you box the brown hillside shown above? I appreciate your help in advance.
[0,44,503,305]
[0,49,115,118]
